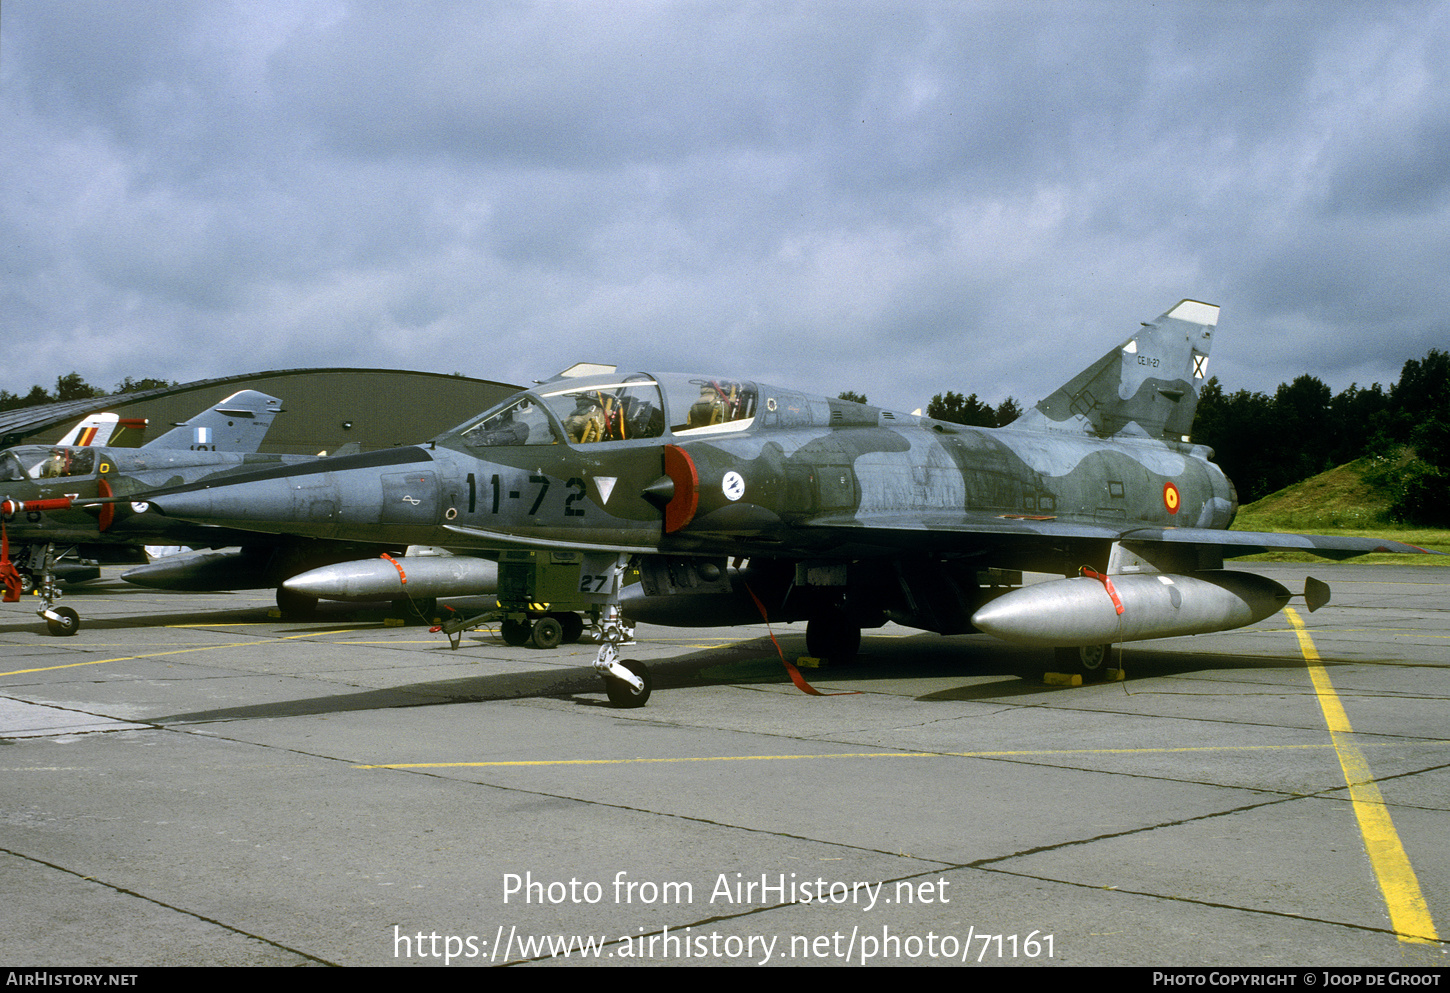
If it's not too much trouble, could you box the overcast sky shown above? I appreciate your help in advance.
[4,1,1449,415]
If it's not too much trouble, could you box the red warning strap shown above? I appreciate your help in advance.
[381,552,407,585]
[743,582,859,697]
[1079,567,1124,615]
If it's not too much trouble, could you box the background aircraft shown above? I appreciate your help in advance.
[0,391,391,634]
[133,302,1436,703]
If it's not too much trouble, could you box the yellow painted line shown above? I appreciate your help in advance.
[1285,607,1439,946]
[333,640,454,645]
[0,628,364,677]
[164,623,269,628]
[0,643,259,676]
[353,740,1449,770]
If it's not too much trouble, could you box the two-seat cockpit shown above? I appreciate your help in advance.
[452,373,759,450]
[0,446,97,482]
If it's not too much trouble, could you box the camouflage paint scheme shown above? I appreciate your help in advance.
[136,301,1433,654]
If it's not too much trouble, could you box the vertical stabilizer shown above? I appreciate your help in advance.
[143,391,283,453]
[1012,300,1216,441]
[57,413,120,447]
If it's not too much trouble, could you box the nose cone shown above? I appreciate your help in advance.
[145,475,342,537]
[141,446,438,540]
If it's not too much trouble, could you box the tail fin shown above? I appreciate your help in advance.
[1012,300,1217,441]
[56,413,147,448]
[143,391,283,453]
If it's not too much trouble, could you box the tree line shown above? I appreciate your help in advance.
[1191,349,1448,524]
[838,389,1024,428]
[0,374,177,411]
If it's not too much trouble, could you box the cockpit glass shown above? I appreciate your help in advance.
[657,375,757,434]
[2,446,97,479]
[458,396,559,448]
[538,378,665,445]
[457,378,667,448]
[451,374,756,448]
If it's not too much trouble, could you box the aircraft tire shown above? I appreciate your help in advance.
[1056,644,1112,682]
[46,607,80,637]
[19,571,35,595]
[531,615,564,649]
[393,597,438,624]
[276,587,317,619]
[500,618,532,646]
[806,614,861,665]
[558,612,585,644]
[604,660,651,708]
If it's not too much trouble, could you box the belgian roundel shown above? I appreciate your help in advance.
[1163,481,1181,515]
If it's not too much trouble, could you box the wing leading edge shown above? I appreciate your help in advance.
[788,513,1439,561]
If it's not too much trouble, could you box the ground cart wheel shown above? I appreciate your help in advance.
[531,615,564,649]
[500,618,532,646]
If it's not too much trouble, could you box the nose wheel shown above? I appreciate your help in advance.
[46,606,80,637]
[601,653,652,708]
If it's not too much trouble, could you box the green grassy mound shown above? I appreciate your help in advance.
[1228,459,1449,563]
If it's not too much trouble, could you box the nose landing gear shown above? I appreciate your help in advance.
[590,555,651,708]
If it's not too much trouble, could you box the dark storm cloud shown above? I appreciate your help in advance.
[3,0,1449,413]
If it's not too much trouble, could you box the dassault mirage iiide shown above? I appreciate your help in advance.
[0,390,388,634]
[134,301,1436,705]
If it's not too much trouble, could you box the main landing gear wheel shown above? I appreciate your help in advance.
[1056,644,1112,682]
[393,597,438,624]
[275,587,317,619]
[806,613,861,665]
[46,606,80,637]
[604,659,652,708]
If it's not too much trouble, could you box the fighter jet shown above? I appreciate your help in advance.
[0,390,389,634]
[132,301,1437,705]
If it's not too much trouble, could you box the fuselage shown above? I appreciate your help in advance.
[137,371,1238,563]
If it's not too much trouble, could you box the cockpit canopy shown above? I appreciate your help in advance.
[452,373,759,450]
[0,445,97,482]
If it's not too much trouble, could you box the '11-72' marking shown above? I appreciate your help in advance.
[486,474,587,517]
